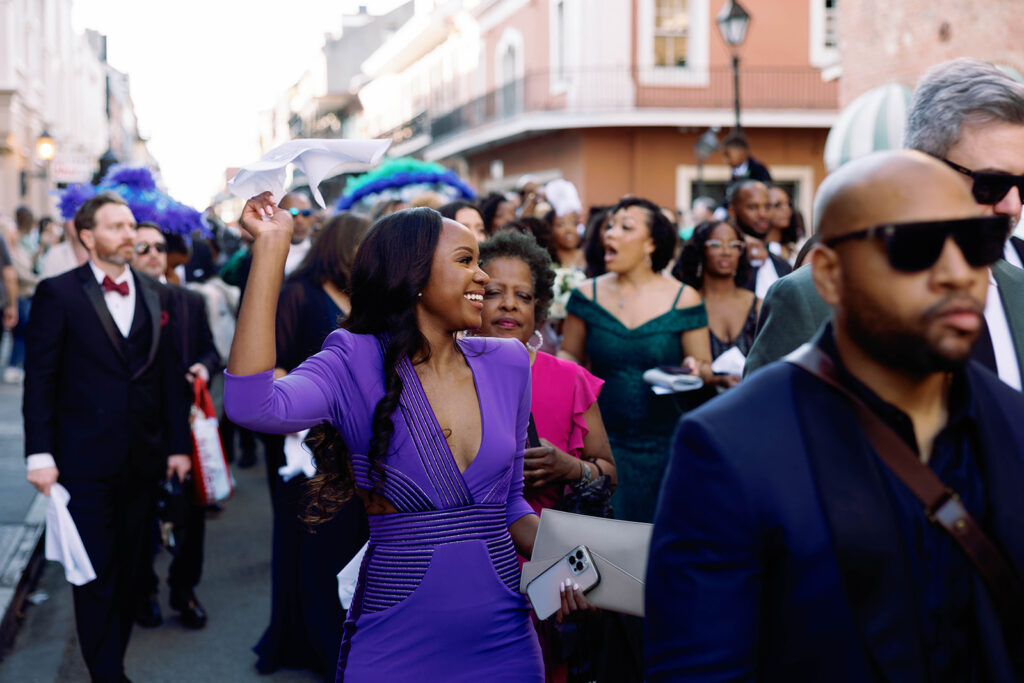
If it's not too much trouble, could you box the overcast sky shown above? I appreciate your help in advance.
[70,0,401,209]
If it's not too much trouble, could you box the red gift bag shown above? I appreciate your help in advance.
[189,377,233,505]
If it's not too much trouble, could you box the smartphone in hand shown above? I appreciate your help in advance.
[526,545,601,620]
[657,364,692,375]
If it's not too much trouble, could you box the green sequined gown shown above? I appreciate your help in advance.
[566,285,708,523]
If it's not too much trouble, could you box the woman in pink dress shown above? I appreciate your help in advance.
[476,230,617,683]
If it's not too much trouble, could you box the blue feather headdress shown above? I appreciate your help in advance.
[336,158,475,212]
[57,165,209,238]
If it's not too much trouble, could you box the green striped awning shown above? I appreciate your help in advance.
[824,83,913,172]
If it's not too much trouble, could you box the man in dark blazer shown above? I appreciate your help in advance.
[24,192,191,682]
[647,151,1024,681]
[746,58,1024,384]
[131,223,220,630]
[727,180,792,298]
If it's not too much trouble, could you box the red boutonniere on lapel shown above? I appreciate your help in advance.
[160,310,170,327]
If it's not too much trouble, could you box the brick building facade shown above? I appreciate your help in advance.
[837,0,1023,105]
[354,0,841,221]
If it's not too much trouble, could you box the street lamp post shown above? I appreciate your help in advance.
[36,129,56,163]
[716,1,751,132]
[20,129,57,200]
[694,127,720,197]
[92,148,119,185]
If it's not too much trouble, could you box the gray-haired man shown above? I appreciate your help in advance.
[744,58,1024,387]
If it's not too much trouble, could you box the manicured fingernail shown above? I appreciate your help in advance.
[559,582,565,593]
[573,583,580,591]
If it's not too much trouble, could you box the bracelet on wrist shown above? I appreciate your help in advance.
[578,459,593,485]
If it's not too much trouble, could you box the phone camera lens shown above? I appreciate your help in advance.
[575,550,584,560]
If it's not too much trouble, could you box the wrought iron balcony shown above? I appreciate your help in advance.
[383,65,838,147]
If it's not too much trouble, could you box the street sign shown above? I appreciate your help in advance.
[50,152,96,184]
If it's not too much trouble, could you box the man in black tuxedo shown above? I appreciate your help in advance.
[132,223,220,630]
[24,192,191,682]
[648,151,1024,681]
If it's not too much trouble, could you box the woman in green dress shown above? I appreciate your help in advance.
[560,197,715,525]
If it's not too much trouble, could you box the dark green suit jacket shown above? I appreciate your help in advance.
[744,260,1024,384]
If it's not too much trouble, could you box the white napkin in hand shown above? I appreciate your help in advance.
[337,542,368,610]
[45,484,96,586]
[642,367,704,394]
[710,346,746,377]
[279,429,316,482]
[228,138,392,208]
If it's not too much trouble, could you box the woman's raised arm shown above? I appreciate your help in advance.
[228,192,294,376]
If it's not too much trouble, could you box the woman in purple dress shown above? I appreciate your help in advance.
[225,194,590,682]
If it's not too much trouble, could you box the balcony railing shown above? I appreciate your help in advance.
[388,66,838,147]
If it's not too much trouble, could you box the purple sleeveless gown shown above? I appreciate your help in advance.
[225,330,543,682]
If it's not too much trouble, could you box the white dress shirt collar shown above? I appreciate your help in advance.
[754,257,781,300]
[88,260,132,287]
[284,237,312,275]
[984,270,1022,391]
[88,260,136,337]
[1004,240,1023,270]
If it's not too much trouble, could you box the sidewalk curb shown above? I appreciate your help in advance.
[0,493,46,657]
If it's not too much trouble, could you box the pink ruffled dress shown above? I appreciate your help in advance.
[526,351,604,513]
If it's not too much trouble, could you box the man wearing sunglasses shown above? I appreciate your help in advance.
[131,223,220,631]
[282,192,314,274]
[746,58,1024,389]
[231,192,315,302]
[648,150,1024,681]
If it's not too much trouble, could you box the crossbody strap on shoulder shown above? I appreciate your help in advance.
[785,343,1024,630]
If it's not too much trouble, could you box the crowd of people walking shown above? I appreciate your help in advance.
[3,56,1024,682]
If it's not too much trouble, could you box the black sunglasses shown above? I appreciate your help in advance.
[289,208,313,217]
[822,215,1011,272]
[943,159,1024,205]
[135,242,167,255]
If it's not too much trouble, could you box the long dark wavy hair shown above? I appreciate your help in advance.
[583,207,611,278]
[304,207,442,525]
[672,220,751,289]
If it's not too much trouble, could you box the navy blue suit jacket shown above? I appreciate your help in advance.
[646,348,1024,681]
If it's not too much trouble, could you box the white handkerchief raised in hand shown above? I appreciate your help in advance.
[278,429,316,483]
[228,138,392,208]
[643,367,704,394]
[45,484,96,586]
[710,345,746,377]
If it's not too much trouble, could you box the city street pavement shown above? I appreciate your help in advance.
[0,377,321,682]
[0,379,46,653]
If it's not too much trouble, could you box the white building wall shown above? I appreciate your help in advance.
[571,0,633,109]
[357,5,482,138]
[0,0,111,214]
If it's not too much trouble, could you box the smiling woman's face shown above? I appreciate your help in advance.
[417,219,490,332]
[477,256,536,346]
